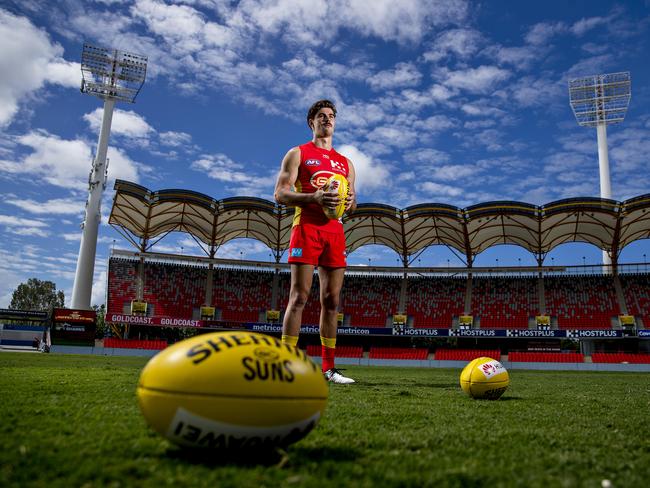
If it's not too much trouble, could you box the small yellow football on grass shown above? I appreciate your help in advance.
[137,331,328,449]
[322,173,349,220]
[460,357,510,400]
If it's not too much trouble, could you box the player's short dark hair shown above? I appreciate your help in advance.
[307,99,337,128]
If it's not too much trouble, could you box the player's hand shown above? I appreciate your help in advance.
[314,189,340,210]
[345,188,355,211]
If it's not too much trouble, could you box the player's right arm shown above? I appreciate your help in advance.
[274,147,338,210]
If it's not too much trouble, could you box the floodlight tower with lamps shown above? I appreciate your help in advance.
[569,71,631,266]
[70,44,147,310]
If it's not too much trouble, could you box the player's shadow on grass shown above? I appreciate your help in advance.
[165,445,360,467]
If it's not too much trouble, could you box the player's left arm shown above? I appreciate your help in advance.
[345,158,357,214]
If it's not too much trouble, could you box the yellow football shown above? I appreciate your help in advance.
[136,331,328,449]
[460,357,510,400]
[322,173,349,220]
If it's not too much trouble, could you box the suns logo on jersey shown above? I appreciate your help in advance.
[309,170,335,189]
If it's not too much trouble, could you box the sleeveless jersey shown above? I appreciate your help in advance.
[293,141,349,231]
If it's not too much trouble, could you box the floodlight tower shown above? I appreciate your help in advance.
[70,44,147,310]
[569,72,631,267]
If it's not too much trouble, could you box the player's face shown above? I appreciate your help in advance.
[311,108,336,136]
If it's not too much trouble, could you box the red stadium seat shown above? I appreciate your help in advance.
[306,345,363,358]
[545,275,619,330]
[472,277,537,329]
[369,347,428,360]
[591,353,650,364]
[435,349,501,361]
[508,351,584,363]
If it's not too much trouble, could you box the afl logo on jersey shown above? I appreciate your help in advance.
[310,170,335,189]
[305,159,321,166]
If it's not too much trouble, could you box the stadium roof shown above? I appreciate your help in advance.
[109,180,650,266]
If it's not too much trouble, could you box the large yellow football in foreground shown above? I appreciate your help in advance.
[460,357,510,400]
[137,331,328,449]
[322,173,349,220]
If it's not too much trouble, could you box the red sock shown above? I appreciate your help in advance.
[322,345,335,372]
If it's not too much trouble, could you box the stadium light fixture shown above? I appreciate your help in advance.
[568,71,631,267]
[71,43,148,310]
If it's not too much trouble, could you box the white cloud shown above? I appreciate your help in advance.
[216,238,271,260]
[417,181,463,197]
[236,0,469,47]
[431,164,482,181]
[367,125,418,148]
[423,28,482,62]
[84,108,155,139]
[3,130,141,189]
[567,54,614,78]
[160,130,192,147]
[191,153,250,183]
[486,45,538,69]
[0,213,50,237]
[403,148,451,165]
[0,9,79,127]
[525,21,567,45]
[337,144,390,195]
[5,197,84,215]
[367,62,422,91]
[461,103,505,117]
[413,115,456,132]
[438,65,511,93]
[91,268,107,306]
[570,16,608,36]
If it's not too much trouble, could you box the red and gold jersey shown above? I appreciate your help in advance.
[293,141,349,230]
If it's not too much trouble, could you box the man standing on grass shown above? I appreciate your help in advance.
[274,99,357,384]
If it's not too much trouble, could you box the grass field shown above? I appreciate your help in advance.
[1,352,649,488]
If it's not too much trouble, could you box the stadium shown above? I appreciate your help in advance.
[91,178,650,367]
[2,4,650,487]
[3,180,650,486]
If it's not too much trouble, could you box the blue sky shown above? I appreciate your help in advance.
[1,0,650,307]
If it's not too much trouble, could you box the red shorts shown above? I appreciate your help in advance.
[288,224,347,268]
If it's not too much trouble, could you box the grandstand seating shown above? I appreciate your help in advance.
[212,269,273,322]
[143,262,207,318]
[508,351,584,363]
[435,348,501,361]
[620,274,650,327]
[276,272,322,325]
[108,257,650,334]
[369,347,429,360]
[107,258,139,315]
[341,275,401,327]
[544,275,619,329]
[591,353,650,364]
[306,345,364,358]
[406,277,465,328]
[471,277,537,329]
[103,338,167,350]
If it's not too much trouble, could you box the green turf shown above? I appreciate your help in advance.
[1,353,648,488]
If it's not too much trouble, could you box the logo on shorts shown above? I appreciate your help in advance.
[305,159,321,166]
[290,248,303,257]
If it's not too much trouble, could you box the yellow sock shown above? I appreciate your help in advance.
[281,334,299,347]
[320,336,336,349]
